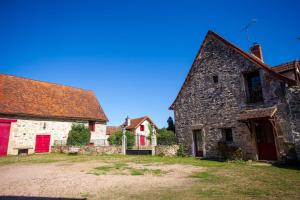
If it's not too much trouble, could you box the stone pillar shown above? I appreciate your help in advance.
[122,126,127,155]
[151,126,157,156]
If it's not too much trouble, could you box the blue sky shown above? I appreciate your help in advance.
[0,0,299,127]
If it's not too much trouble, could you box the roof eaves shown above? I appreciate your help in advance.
[169,30,297,110]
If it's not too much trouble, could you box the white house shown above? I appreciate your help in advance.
[0,74,108,156]
[124,116,158,147]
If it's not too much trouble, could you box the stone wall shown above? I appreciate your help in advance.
[2,116,107,155]
[52,145,122,155]
[286,86,300,159]
[155,145,179,156]
[172,34,292,160]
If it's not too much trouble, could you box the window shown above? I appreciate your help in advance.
[245,71,263,103]
[213,75,218,83]
[89,121,95,132]
[140,125,145,131]
[222,128,233,143]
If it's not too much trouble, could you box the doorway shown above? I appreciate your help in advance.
[193,129,203,157]
[255,120,277,160]
[0,123,11,156]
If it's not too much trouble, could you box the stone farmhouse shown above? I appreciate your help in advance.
[170,31,300,161]
[0,74,108,156]
[107,116,158,147]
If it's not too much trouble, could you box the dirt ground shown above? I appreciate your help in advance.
[0,160,203,199]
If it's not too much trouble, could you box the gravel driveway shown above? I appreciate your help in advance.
[0,160,202,199]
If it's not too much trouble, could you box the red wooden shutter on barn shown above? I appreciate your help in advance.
[35,135,51,153]
[0,123,11,156]
[89,121,95,132]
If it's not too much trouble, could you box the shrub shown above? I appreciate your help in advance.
[217,142,243,160]
[157,128,177,145]
[67,123,91,146]
[108,130,134,148]
[177,144,188,157]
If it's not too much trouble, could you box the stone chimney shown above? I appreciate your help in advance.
[250,43,264,62]
[125,116,131,127]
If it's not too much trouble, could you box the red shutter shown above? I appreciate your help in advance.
[140,135,145,146]
[35,135,51,153]
[89,121,95,132]
[140,125,144,131]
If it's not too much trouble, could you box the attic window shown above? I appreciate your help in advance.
[89,121,95,132]
[140,125,145,131]
[213,75,218,83]
[245,71,263,103]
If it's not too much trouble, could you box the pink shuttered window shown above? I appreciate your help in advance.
[89,121,95,132]
[140,125,144,131]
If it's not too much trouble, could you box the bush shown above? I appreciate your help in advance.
[217,142,243,160]
[67,123,91,146]
[157,128,177,145]
[108,130,134,148]
[177,144,188,157]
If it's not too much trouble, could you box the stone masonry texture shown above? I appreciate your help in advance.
[172,34,298,160]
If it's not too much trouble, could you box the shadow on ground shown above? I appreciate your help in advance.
[0,197,86,200]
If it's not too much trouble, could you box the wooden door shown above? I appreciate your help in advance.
[0,123,11,156]
[35,135,51,153]
[140,135,145,146]
[193,130,203,157]
[255,121,277,160]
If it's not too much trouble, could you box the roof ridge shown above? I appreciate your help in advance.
[273,60,298,68]
[169,30,297,109]
[0,73,93,92]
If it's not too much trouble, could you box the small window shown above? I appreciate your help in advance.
[140,125,145,131]
[245,71,263,103]
[89,121,95,132]
[222,128,233,143]
[213,75,218,83]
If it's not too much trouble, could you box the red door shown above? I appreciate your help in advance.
[35,135,51,153]
[140,135,145,146]
[255,121,277,160]
[0,123,11,156]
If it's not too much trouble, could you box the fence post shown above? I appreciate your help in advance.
[122,126,127,155]
[151,125,157,156]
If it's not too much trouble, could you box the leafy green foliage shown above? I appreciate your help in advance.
[147,123,154,143]
[66,123,91,146]
[217,142,243,160]
[108,130,134,148]
[157,128,177,145]
[167,116,175,132]
[177,144,188,157]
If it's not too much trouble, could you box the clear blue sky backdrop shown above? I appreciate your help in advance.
[1,0,299,127]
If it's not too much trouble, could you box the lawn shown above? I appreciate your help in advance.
[0,153,299,200]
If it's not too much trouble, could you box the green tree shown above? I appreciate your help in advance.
[157,128,177,145]
[167,117,175,133]
[108,130,134,148]
[67,123,91,146]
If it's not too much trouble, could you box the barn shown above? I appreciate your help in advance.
[0,74,108,156]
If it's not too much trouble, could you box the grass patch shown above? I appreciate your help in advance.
[90,162,167,176]
[130,169,145,176]
[190,171,221,182]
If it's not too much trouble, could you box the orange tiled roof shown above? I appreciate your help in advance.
[106,126,121,135]
[0,74,108,122]
[126,116,158,130]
